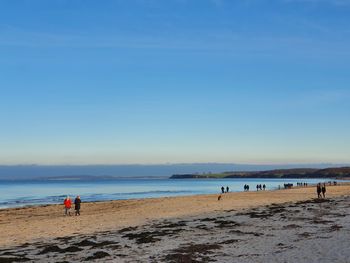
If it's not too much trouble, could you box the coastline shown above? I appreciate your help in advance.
[1,177,345,210]
[1,183,350,262]
[1,183,350,248]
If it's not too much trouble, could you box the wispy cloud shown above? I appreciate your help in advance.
[1,24,350,60]
[1,0,350,62]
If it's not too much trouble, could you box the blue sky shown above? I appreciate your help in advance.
[0,0,349,165]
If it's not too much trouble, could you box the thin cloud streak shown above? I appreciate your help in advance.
[1,26,350,59]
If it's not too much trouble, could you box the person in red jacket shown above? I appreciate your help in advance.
[64,196,72,216]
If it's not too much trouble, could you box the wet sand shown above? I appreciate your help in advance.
[0,184,349,262]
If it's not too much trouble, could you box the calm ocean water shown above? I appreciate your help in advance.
[0,178,342,209]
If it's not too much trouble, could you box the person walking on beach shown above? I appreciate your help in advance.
[74,196,81,216]
[64,196,72,216]
[226,186,229,193]
[221,186,225,194]
[316,184,322,198]
[263,184,266,191]
[321,184,326,198]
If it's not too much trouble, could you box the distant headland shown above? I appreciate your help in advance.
[170,167,350,179]
[0,163,349,180]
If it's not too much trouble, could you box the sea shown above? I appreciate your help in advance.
[0,177,344,209]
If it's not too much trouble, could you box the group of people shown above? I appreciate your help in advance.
[283,183,293,189]
[256,184,266,191]
[316,183,326,198]
[221,186,229,193]
[220,184,269,193]
[221,184,269,193]
[218,186,229,200]
[63,196,81,216]
[296,182,308,187]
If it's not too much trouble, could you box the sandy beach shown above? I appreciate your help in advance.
[1,183,350,262]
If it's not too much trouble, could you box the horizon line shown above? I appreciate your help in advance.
[0,162,349,167]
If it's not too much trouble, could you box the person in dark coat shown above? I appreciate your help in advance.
[74,196,81,216]
[321,184,326,198]
[316,184,322,198]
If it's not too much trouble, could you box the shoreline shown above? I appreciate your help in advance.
[0,182,344,213]
[1,178,346,211]
[0,182,328,211]
[0,183,350,249]
[1,185,350,262]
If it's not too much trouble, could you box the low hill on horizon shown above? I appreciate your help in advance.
[170,167,350,179]
[0,163,348,180]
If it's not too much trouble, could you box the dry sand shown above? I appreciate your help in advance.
[0,183,350,262]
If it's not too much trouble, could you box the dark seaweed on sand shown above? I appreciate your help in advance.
[164,243,221,263]
[214,219,241,228]
[37,245,82,255]
[0,256,31,263]
[122,227,187,244]
[118,226,138,233]
[84,251,110,261]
